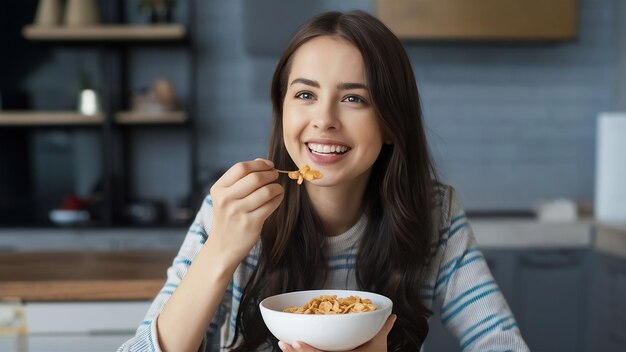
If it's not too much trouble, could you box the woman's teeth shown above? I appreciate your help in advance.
[307,143,350,154]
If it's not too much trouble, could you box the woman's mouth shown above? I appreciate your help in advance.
[305,142,351,165]
[306,143,351,155]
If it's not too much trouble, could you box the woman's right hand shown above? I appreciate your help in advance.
[207,158,284,266]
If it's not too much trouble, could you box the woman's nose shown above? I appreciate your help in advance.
[312,102,340,131]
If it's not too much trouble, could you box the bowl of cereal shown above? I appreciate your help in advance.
[259,289,393,351]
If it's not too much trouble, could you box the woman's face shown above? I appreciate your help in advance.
[282,35,384,188]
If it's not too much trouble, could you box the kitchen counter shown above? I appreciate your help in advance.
[0,227,186,251]
[470,218,593,249]
[0,251,176,301]
[469,217,626,258]
[594,222,626,259]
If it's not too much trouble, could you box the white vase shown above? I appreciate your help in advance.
[78,89,101,115]
[64,0,100,27]
[595,112,626,222]
[34,0,62,27]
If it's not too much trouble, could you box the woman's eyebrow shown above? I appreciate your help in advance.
[290,78,368,91]
[337,82,368,90]
[290,78,320,88]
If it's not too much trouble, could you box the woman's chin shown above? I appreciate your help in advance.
[304,179,334,188]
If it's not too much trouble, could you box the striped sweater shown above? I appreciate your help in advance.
[118,186,529,352]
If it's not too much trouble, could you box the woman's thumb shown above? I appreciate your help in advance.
[380,314,397,335]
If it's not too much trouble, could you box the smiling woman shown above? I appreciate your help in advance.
[282,35,383,182]
[118,10,529,352]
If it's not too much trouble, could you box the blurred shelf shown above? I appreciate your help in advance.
[115,111,187,125]
[0,217,192,230]
[22,24,186,42]
[0,111,103,126]
[0,224,190,232]
[0,251,176,301]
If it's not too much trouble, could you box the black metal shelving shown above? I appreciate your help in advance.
[1,0,199,229]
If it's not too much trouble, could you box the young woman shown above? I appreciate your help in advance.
[119,10,529,352]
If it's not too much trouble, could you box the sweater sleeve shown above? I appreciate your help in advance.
[433,188,530,351]
[117,196,233,352]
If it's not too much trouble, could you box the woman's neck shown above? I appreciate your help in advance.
[305,174,369,237]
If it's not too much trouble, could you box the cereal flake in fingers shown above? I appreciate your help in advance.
[276,165,323,185]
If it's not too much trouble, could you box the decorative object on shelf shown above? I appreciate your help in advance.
[33,0,63,27]
[124,200,165,225]
[77,72,101,115]
[78,89,100,115]
[132,78,180,113]
[138,0,177,24]
[48,195,93,226]
[171,196,193,225]
[63,0,100,27]
[49,209,90,226]
[534,198,578,223]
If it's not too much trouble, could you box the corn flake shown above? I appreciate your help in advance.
[283,294,378,315]
[282,165,323,185]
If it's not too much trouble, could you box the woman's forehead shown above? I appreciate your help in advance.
[287,36,367,86]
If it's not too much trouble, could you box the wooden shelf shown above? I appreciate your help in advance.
[0,251,175,301]
[115,111,187,124]
[0,111,103,126]
[22,24,186,41]
[375,0,577,40]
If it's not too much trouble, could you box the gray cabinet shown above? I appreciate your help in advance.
[588,253,626,352]
[424,304,459,352]
[513,250,588,352]
[424,249,589,352]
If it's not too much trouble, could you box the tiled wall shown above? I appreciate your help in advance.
[617,0,626,111]
[193,0,618,211]
[14,0,622,212]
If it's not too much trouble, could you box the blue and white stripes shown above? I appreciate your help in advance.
[326,253,357,271]
[431,213,469,254]
[425,187,528,351]
[118,187,529,352]
[188,222,208,244]
[441,280,500,325]
[435,246,483,293]
[459,313,516,350]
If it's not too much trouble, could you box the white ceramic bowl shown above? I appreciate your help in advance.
[259,289,393,351]
[49,209,90,226]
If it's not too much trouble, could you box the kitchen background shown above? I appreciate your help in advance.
[0,0,625,351]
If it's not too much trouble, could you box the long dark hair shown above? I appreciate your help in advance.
[230,10,439,351]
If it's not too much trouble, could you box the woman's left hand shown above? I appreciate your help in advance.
[277,314,397,352]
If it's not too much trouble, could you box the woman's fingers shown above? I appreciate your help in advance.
[276,316,397,352]
[278,341,296,352]
[279,341,320,352]
[350,314,397,351]
[379,314,397,336]
[202,159,283,265]
[214,159,274,188]
[243,183,284,214]
[227,168,279,200]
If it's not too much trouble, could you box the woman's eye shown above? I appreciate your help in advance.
[296,92,314,100]
[343,95,366,104]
